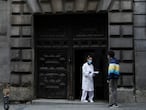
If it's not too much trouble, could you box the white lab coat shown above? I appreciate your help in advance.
[82,62,94,91]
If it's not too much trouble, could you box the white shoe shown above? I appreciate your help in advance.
[81,100,88,103]
[109,104,119,108]
[113,104,119,108]
[89,100,94,103]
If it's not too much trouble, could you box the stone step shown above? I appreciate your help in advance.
[32,99,107,105]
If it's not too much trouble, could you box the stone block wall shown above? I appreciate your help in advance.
[0,0,10,103]
[0,0,10,84]
[9,0,33,101]
[134,0,146,102]
[109,0,135,102]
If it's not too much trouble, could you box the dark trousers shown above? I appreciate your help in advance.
[3,96,9,110]
[109,79,118,105]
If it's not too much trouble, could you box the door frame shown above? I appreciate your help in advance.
[33,12,108,100]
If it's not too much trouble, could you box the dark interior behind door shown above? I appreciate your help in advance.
[74,48,108,100]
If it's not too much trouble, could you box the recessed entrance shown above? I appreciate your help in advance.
[74,48,108,100]
[34,13,108,100]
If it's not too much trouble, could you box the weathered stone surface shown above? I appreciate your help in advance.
[110,12,132,23]
[0,83,3,103]
[121,1,133,10]
[110,38,133,48]
[11,49,21,60]
[134,2,146,14]
[110,1,119,11]
[11,62,32,72]
[51,0,63,12]
[0,64,10,82]
[41,3,52,12]
[0,37,9,48]
[10,38,32,48]
[117,78,121,86]
[121,25,133,35]
[110,1,120,11]
[64,1,74,12]
[26,0,42,13]
[135,52,146,89]
[10,74,20,86]
[134,0,146,104]
[0,46,10,83]
[10,87,33,101]
[122,75,134,86]
[75,0,87,11]
[135,40,146,51]
[12,4,21,13]
[0,1,10,84]
[0,48,9,65]
[110,25,120,35]
[12,3,31,13]
[136,90,146,102]
[120,63,133,73]
[134,15,146,26]
[0,1,7,35]
[11,15,32,25]
[11,26,20,36]
[87,1,98,11]
[10,74,33,87]
[11,15,22,25]
[22,26,32,36]
[122,50,133,61]
[98,0,112,11]
[22,49,32,60]
[21,74,33,86]
[134,27,146,40]
[24,4,31,13]
[118,88,135,103]
[114,50,120,60]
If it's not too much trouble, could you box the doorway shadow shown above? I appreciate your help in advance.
[74,48,108,101]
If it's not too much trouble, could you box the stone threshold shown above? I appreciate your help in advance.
[32,99,107,105]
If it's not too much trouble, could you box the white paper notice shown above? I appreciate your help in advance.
[94,71,99,74]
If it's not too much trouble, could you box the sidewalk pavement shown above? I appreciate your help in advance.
[0,99,146,110]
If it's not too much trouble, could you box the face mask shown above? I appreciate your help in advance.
[88,60,92,65]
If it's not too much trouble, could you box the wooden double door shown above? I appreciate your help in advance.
[34,13,108,100]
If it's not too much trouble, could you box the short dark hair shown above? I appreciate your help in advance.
[87,55,92,59]
[108,50,115,58]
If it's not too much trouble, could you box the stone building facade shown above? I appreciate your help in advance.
[0,0,146,103]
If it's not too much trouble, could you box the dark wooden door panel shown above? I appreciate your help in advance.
[37,49,67,98]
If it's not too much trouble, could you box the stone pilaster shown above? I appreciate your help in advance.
[109,0,135,102]
[10,0,33,101]
[134,0,146,103]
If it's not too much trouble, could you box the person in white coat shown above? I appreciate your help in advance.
[81,56,98,103]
